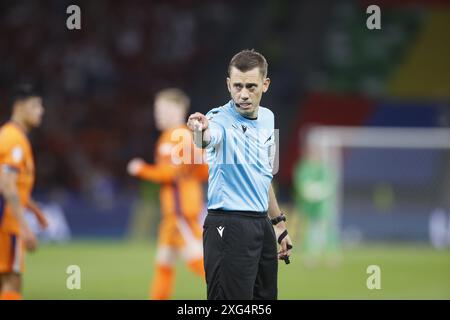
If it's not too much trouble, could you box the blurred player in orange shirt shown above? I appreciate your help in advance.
[127,88,208,300]
[0,83,47,300]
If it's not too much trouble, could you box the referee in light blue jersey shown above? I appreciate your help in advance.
[187,49,293,300]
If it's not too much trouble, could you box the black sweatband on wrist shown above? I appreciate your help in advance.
[271,213,286,225]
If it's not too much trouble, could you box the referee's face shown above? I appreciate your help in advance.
[227,67,270,118]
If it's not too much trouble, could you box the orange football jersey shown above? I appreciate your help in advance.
[136,125,208,247]
[0,122,35,234]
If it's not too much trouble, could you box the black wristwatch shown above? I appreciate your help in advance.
[271,213,286,225]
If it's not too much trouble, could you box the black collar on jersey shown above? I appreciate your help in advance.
[231,100,259,120]
[242,114,258,120]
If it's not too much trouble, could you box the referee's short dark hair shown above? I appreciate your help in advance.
[228,49,268,78]
[9,82,42,110]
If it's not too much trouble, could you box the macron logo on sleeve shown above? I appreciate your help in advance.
[217,226,224,238]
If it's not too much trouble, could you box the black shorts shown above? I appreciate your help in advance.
[203,210,278,300]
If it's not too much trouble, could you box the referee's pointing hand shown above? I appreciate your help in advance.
[187,112,209,131]
[187,112,209,132]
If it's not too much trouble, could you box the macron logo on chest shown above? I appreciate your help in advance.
[217,226,224,238]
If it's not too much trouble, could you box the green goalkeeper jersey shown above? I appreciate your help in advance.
[294,159,336,219]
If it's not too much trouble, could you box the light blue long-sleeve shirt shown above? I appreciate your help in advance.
[205,100,276,213]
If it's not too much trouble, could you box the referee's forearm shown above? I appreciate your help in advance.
[267,184,282,218]
[193,128,211,149]
[268,185,287,231]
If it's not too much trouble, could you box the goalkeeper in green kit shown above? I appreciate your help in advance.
[293,144,340,267]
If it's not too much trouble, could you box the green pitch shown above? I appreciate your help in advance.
[23,240,450,299]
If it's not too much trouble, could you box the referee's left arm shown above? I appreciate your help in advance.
[268,184,293,261]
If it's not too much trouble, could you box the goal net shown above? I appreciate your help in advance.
[303,126,450,247]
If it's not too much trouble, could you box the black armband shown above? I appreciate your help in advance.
[271,213,286,225]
